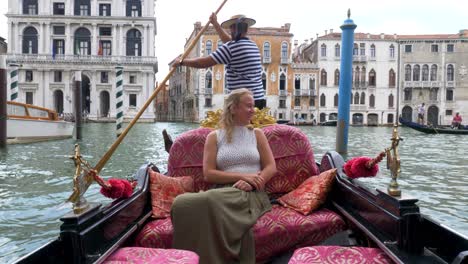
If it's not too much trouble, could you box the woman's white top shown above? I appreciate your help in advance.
[216,126,261,174]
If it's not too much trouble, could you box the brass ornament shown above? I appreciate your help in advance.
[200,107,277,129]
[386,125,402,196]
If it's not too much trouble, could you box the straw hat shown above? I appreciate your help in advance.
[221,14,256,29]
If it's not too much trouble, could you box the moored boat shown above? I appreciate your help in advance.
[319,120,338,126]
[7,101,74,143]
[399,116,468,135]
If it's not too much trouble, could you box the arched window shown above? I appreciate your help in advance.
[354,92,359,104]
[281,42,288,60]
[320,70,327,86]
[309,78,315,91]
[262,72,267,91]
[126,0,141,17]
[430,64,437,81]
[405,65,412,81]
[320,44,327,57]
[360,66,366,86]
[447,64,454,81]
[368,69,376,86]
[422,64,429,81]
[389,69,396,87]
[389,44,395,58]
[23,0,38,15]
[354,66,360,86]
[205,71,212,89]
[294,75,301,90]
[360,92,366,105]
[22,27,38,54]
[388,94,394,107]
[217,40,223,50]
[126,29,142,56]
[74,27,91,55]
[413,64,420,81]
[353,43,358,56]
[370,44,376,58]
[279,73,286,90]
[263,42,271,59]
[205,40,212,55]
[320,93,326,107]
[369,94,375,107]
[335,44,340,57]
[404,88,412,101]
[334,93,338,107]
[334,69,340,86]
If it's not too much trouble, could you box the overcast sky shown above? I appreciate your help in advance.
[1,0,466,83]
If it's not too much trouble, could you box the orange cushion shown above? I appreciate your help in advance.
[149,170,194,219]
[277,169,337,215]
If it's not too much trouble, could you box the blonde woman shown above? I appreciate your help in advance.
[172,88,276,264]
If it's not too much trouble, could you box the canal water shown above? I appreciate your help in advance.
[0,123,467,263]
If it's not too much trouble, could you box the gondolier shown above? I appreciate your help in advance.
[417,103,425,124]
[172,13,266,109]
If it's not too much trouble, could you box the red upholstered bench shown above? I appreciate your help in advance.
[103,247,199,264]
[133,125,347,262]
[288,246,394,264]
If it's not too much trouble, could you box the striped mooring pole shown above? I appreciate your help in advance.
[10,64,19,101]
[115,66,124,137]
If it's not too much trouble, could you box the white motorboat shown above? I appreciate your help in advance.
[7,101,74,143]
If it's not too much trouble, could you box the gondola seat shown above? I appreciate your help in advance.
[103,247,199,264]
[288,246,394,264]
[134,125,347,262]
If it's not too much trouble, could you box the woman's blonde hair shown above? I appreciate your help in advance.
[219,88,253,143]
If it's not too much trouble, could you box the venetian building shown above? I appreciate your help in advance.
[169,22,294,122]
[154,82,168,121]
[298,30,399,125]
[398,30,468,126]
[6,0,158,121]
[291,39,320,123]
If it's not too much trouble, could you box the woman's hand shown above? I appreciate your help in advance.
[242,172,266,191]
[233,180,253,192]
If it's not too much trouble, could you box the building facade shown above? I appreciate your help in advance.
[399,30,468,126]
[297,32,399,125]
[168,23,296,122]
[6,0,158,121]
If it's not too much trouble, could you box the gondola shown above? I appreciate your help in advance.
[399,116,468,135]
[319,120,338,126]
[13,123,468,264]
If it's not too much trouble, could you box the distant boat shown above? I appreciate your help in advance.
[7,101,74,143]
[319,120,337,126]
[399,116,468,135]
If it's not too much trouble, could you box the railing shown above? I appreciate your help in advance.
[279,90,287,96]
[413,81,421,87]
[6,54,158,66]
[309,106,316,111]
[280,57,289,64]
[422,81,431,87]
[294,89,311,96]
[353,55,367,62]
[263,57,271,64]
[350,105,367,111]
[431,81,440,87]
[447,81,455,87]
[293,106,301,110]
[353,81,368,89]
[204,88,213,94]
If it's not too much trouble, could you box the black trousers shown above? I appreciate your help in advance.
[255,99,266,110]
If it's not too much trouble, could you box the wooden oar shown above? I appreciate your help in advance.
[94,0,229,173]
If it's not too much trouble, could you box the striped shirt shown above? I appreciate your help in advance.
[210,38,265,100]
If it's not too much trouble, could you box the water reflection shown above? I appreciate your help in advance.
[0,123,467,263]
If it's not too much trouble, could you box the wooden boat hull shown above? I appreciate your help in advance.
[399,117,468,135]
[7,118,74,143]
[319,120,337,126]
[14,155,468,264]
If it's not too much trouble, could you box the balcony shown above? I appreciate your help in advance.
[422,81,431,87]
[279,90,287,97]
[413,81,421,88]
[6,54,158,68]
[280,57,289,64]
[447,81,455,87]
[294,89,311,97]
[293,106,301,110]
[353,55,367,62]
[309,106,316,111]
[204,88,213,94]
[350,105,367,111]
[431,81,441,87]
[353,81,368,89]
[263,57,271,64]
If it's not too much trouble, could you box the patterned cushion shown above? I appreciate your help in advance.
[278,169,337,215]
[288,246,394,264]
[149,171,194,219]
[262,125,320,194]
[134,206,346,262]
[167,128,213,191]
[103,247,199,264]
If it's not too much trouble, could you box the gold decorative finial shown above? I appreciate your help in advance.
[200,107,277,129]
[68,144,95,213]
[347,9,351,19]
[386,125,402,196]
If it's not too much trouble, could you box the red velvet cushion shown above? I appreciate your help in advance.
[289,246,394,264]
[149,170,193,219]
[167,128,213,191]
[262,125,320,194]
[277,169,337,215]
[103,247,199,264]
